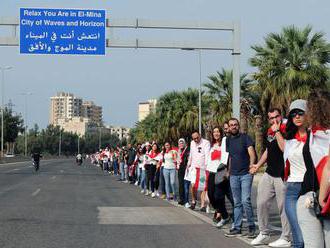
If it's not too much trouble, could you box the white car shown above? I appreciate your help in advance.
[4,153,15,158]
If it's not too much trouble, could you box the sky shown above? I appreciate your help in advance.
[0,0,329,129]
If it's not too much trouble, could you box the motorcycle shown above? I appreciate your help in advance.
[76,158,83,166]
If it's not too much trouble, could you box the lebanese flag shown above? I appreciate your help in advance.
[308,128,330,215]
[193,168,209,192]
[310,127,330,182]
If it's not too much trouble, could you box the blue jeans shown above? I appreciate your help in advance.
[113,160,118,175]
[140,170,146,190]
[163,168,176,199]
[158,166,165,195]
[285,182,304,248]
[184,180,191,204]
[230,174,255,230]
[120,162,125,180]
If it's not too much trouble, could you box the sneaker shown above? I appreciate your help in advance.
[140,190,145,194]
[178,201,185,206]
[216,217,230,228]
[251,233,270,246]
[160,194,166,199]
[206,205,210,214]
[124,180,129,183]
[184,203,191,208]
[225,228,241,237]
[156,192,160,197]
[246,228,257,239]
[144,190,149,196]
[151,192,156,198]
[134,181,139,186]
[190,202,196,210]
[199,206,206,212]
[268,238,291,247]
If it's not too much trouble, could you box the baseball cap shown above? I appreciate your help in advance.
[178,138,186,144]
[289,99,307,112]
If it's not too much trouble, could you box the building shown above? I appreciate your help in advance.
[81,101,103,126]
[57,117,94,137]
[49,92,104,136]
[49,92,83,125]
[138,99,157,122]
[106,125,130,140]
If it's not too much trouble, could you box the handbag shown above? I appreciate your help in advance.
[214,163,227,185]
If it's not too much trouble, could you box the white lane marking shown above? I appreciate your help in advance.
[97,207,204,225]
[51,176,56,180]
[4,168,21,173]
[32,188,41,197]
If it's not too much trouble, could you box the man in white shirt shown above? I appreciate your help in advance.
[187,130,210,210]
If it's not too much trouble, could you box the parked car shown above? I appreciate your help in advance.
[4,153,15,158]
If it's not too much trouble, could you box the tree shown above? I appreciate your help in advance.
[250,25,330,115]
[203,69,259,133]
[0,107,24,154]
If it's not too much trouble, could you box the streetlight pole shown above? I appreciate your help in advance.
[77,135,80,154]
[59,128,62,156]
[198,50,202,135]
[1,66,12,157]
[21,92,32,156]
[98,126,102,150]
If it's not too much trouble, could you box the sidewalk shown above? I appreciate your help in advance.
[125,172,284,247]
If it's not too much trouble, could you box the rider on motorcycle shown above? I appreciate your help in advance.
[76,153,83,165]
[31,151,42,171]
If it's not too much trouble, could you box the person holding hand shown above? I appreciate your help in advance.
[250,108,291,247]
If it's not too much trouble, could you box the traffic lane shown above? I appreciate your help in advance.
[0,160,250,248]
[0,159,72,191]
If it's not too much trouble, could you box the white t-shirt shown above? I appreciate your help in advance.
[188,138,211,170]
[163,150,178,170]
[286,141,306,183]
[206,144,221,173]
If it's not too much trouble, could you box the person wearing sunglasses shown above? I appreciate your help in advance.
[273,99,308,248]
[297,90,330,248]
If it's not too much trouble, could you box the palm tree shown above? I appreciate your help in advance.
[250,25,330,115]
[203,69,259,133]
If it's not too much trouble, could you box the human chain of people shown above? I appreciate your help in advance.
[82,91,330,248]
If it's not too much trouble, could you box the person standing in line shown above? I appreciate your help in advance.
[207,126,234,229]
[187,130,211,210]
[163,142,179,201]
[126,143,136,183]
[145,143,161,197]
[296,90,330,248]
[177,138,190,205]
[273,99,308,248]
[225,118,257,238]
[250,108,291,247]
[118,147,125,181]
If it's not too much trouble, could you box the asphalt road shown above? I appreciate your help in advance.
[0,159,251,248]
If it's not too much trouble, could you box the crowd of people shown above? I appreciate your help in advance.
[89,89,330,248]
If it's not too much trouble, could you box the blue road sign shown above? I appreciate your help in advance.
[20,8,106,55]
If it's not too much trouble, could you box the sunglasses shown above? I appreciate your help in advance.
[289,110,305,118]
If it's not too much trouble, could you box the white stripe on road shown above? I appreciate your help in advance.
[4,168,21,173]
[51,176,56,179]
[97,207,204,225]
[32,188,41,197]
